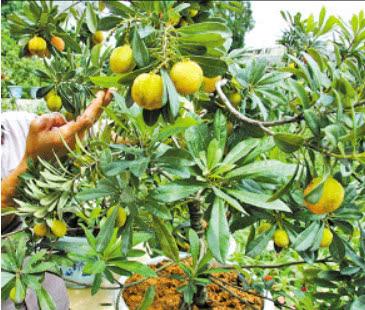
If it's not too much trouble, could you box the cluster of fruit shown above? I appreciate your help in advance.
[258,177,344,249]
[27,35,64,58]
[32,207,127,239]
[109,44,224,110]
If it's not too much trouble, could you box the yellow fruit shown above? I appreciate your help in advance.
[131,72,163,110]
[170,60,203,95]
[51,220,67,238]
[274,229,289,248]
[45,89,56,101]
[107,206,127,228]
[288,62,296,69]
[46,94,62,112]
[34,223,47,237]
[109,45,135,73]
[227,121,233,135]
[92,31,104,44]
[320,228,333,247]
[229,92,242,107]
[188,9,199,17]
[257,222,272,234]
[203,76,221,93]
[304,177,344,214]
[51,36,65,52]
[99,0,106,11]
[28,36,47,54]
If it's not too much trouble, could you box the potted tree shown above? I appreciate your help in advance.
[2,1,365,310]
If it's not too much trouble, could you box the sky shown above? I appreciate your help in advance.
[245,1,365,49]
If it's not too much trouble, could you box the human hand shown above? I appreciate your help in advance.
[24,89,113,160]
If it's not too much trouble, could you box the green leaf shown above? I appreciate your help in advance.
[138,286,156,310]
[303,175,328,204]
[189,56,228,77]
[188,229,200,266]
[212,187,245,214]
[86,2,98,33]
[152,180,205,203]
[207,139,223,170]
[91,43,102,67]
[112,261,156,278]
[90,75,123,88]
[223,139,259,166]
[207,198,230,263]
[274,133,304,153]
[91,273,102,295]
[330,232,346,261]
[14,276,26,305]
[303,110,321,136]
[213,110,227,150]
[36,286,57,310]
[267,163,300,202]
[228,188,291,212]
[161,69,180,117]
[292,221,321,252]
[1,272,14,289]
[350,296,365,310]
[132,27,150,67]
[246,225,276,257]
[95,206,117,253]
[153,216,179,262]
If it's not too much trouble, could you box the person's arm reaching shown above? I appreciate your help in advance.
[1,90,113,227]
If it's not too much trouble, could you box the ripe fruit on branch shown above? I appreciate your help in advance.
[33,223,47,237]
[188,9,199,17]
[274,229,289,248]
[304,177,344,214]
[9,287,24,304]
[132,72,163,110]
[170,60,203,95]
[263,275,273,281]
[202,76,221,93]
[320,228,333,247]
[51,220,67,237]
[51,35,65,52]
[107,206,127,228]
[46,94,62,112]
[92,31,104,44]
[28,36,47,55]
[229,92,242,107]
[109,45,135,73]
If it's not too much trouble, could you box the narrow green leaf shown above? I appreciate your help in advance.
[274,133,304,153]
[188,229,200,266]
[246,225,276,257]
[292,221,321,252]
[153,217,179,261]
[132,27,150,67]
[86,2,98,33]
[138,286,156,310]
[96,206,118,252]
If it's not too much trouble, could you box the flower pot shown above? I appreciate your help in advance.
[8,85,23,99]
[30,87,40,99]
[115,254,275,310]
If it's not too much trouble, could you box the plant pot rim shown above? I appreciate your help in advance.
[114,254,275,310]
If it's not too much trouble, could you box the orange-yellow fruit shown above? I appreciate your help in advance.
[304,177,344,214]
[107,206,127,228]
[51,36,65,52]
[9,287,17,303]
[45,89,56,101]
[109,45,135,73]
[288,62,296,69]
[229,92,242,107]
[51,220,67,237]
[170,60,203,95]
[320,228,333,247]
[274,229,289,248]
[188,9,199,17]
[131,72,163,110]
[34,223,47,237]
[46,94,62,112]
[28,36,47,54]
[92,31,104,44]
[203,76,221,93]
[257,222,272,234]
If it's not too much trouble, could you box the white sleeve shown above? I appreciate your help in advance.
[1,111,36,179]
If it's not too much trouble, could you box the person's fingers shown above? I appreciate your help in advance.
[49,113,67,128]
[29,114,55,133]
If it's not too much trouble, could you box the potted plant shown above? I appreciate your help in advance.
[2,2,365,310]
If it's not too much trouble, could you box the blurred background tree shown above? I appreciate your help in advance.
[1,1,46,98]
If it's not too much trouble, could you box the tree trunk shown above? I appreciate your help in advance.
[188,201,209,308]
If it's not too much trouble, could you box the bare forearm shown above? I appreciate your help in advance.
[1,157,28,209]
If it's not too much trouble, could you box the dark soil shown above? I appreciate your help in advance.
[123,260,263,310]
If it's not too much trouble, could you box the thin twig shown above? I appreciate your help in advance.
[210,275,293,310]
[216,79,274,136]
[210,277,256,310]
[1,227,27,239]
[236,257,332,269]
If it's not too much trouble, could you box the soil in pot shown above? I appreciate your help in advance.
[123,260,263,310]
